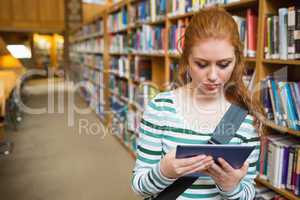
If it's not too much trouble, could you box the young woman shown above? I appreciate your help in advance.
[131,7,264,200]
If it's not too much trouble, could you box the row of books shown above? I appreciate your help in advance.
[90,86,105,117]
[83,66,104,87]
[83,54,104,71]
[71,38,104,53]
[149,0,166,22]
[167,8,257,58]
[130,57,152,82]
[257,135,300,196]
[127,110,141,133]
[168,19,189,55]
[127,0,245,24]
[129,25,166,54]
[130,83,159,108]
[167,0,242,16]
[77,64,106,119]
[74,19,104,38]
[109,75,129,99]
[233,9,258,58]
[265,7,300,60]
[111,108,138,154]
[261,76,300,131]
[132,0,151,24]
[129,0,167,24]
[109,34,129,53]
[109,75,159,109]
[109,56,153,82]
[108,7,128,32]
[111,56,130,78]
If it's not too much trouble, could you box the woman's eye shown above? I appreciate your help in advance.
[195,62,207,68]
[218,62,231,69]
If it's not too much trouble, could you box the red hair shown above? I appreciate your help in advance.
[177,7,265,135]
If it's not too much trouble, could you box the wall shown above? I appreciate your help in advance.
[0,0,64,33]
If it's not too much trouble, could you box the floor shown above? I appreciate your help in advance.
[0,79,141,200]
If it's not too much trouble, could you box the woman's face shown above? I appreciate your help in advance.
[188,38,236,98]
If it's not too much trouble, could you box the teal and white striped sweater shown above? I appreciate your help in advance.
[131,91,260,200]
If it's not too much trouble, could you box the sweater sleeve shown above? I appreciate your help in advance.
[131,96,176,198]
[216,115,261,200]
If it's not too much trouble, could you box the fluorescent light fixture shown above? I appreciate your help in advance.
[83,0,106,4]
[6,45,32,59]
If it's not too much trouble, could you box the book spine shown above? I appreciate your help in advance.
[278,82,289,127]
[279,8,289,60]
[288,7,296,59]
[287,147,295,190]
[296,148,300,195]
[261,79,274,120]
[286,83,300,130]
[267,139,274,183]
[271,79,284,126]
[264,16,270,58]
[289,82,300,126]
[274,143,281,187]
[295,7,300,59]
[246,8,257,58]
[282,146,290,187]
[274,15,280,59]
[266,16,272,59]
[266,76,279,125]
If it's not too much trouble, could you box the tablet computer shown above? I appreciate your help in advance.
[176,144,255,177]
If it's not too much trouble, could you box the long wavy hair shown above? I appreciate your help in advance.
[176,7,266,136]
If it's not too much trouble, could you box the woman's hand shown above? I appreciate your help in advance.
[160,150,214,179]
[205,158,249,192]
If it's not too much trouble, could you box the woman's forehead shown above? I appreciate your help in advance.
[190,39,235,60]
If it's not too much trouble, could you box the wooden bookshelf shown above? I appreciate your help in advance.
[256,178,300,200]
[263,59,300,66]
[69,0,300,199]
[72,32,103,42]
[262,119,300,137]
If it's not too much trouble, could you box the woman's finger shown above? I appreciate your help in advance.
[182,159,214,176]
[217,157,234,173]
[207,163,226,178]
[176,154,207,167]
[240,161,249,176]
[178,156,213,173]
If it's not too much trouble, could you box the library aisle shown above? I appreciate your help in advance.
[0,81,140,200]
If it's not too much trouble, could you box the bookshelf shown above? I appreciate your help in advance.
[70,0,300,199]
[256,178,300,200]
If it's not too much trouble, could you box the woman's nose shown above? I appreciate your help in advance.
[207,66,218,82]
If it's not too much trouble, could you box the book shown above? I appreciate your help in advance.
[279,8,288,60]
[176,144,255,177]
[108,7,128,32]
[295,7,300,59]
[130,25,166,54]
[246,8,258,58]
[288,7,296,59]
[265,6,300,60]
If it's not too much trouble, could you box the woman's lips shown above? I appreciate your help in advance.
[203,84,220,90]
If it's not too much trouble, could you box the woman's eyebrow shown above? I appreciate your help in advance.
[193,57,234,62]
[216,58,234,62]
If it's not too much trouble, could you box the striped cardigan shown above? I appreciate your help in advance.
[131,91,260,200]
